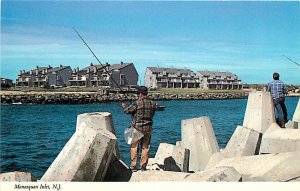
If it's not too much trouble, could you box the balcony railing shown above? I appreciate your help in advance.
[170,79,182,83]
[157,79,168,82]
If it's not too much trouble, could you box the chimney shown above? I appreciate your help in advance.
[73,68,77,73]
[36,65,39,69]
[19,70,23,75]
[30,70,33,75]
[23,70,25,73]
[90,63,93,66]
[35,69,38,75]
[121,61,123,65]
[60,64,63,67]
[48,65,51,69]
[77,67,79,72]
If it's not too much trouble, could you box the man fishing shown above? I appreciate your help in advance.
[121,86,157,171]
[268,72,288,128]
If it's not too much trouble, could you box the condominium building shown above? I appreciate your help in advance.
[69,62,138,89]
[197,71,243,90]
[144,67,200,89]
[144,67,243,90]
[16,65,72,87]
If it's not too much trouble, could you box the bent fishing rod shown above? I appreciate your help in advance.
[73,28,133,103]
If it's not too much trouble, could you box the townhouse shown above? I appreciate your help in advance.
[145,67,243,90]
[69,62,138,89]
[16,65,72,87]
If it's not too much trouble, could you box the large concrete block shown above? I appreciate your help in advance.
[41,127,117,181]
[129,167,241,182]
[222,126,262,157]
[286,177,300,182]
[0,171,36,182]
[129,171,191,182]
[243,91,275,133]
[292,98,300,123]
[212,151,300,181]
[259,123,300,154]
[103,155,132,182]
[285,120,298,129]
[181,116,219,172]
[185,167,242,182]
[153,143,188,172]
[146,158,161,171]
[172,143,190,172]
[76,112,120,158]
[205,152,226,170]
[155,143,175,165]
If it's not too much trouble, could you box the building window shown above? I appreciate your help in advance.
[120,74,125,86]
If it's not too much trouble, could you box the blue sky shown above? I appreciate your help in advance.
[1,1,300,84]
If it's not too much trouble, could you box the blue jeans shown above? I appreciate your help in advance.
[274,103,284,127]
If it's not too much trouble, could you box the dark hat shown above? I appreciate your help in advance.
[273,72,280,80]
[137,86,148,95]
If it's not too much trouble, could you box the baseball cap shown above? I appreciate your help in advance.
[136,86,148,94]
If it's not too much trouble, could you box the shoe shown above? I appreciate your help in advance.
[130,166,137,172]
[140,167,146,172]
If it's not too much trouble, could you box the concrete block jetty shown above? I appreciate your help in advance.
[1,93,299,182]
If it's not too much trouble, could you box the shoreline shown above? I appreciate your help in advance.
[1,91,299,105]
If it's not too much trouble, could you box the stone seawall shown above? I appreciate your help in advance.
[0,92,248,104]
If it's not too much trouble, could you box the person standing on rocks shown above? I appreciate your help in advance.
[268,72,288,127]
[121,86,157,171]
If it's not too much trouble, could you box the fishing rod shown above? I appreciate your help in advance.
[73,28,166,111]
[282,55,300,67]
[73,28,133,103]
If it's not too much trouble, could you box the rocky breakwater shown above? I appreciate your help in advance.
[0,91,248,104]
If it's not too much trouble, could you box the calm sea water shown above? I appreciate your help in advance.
[0,97,299,178]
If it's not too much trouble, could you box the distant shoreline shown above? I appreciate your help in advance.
[0,90,298,105]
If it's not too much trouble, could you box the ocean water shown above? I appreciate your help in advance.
[0,97,299,178]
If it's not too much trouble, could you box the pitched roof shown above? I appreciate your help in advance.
[77,62,133,74]
[19,67,49,76]
[108,63,132,71]
[197,71,238,79]
[147,67,193,75]
[48,66,70,73]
